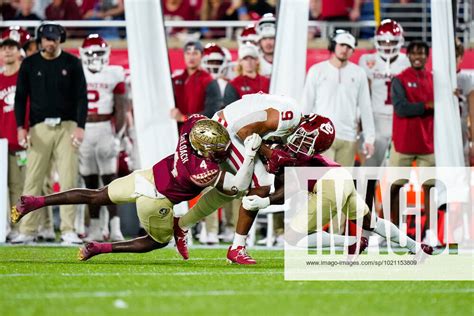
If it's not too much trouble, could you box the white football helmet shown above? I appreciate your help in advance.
[79,34,110,73]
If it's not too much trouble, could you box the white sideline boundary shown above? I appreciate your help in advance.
[7,288,474,300]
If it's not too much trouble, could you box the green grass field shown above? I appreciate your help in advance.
[0,246,472,316]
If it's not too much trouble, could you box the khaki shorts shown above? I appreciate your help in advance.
[290,169,369,234]
[108,169,174,244]
[389,144,435,186]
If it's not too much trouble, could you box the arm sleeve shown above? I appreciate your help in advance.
[358,72,375,144]
[200,80,222,118]
[74,59,88,128]
[391,77,426,117]
[223,83,240,107]
[220,152,256,193]
[14,61,29,128]
[300,66,317,115]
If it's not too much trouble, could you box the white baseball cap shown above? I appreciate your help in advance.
[238,43,259,59]
[334,32,356,49]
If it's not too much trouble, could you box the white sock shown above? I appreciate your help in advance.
[304,231,357,248]
[231,233,247,249]
[373,217,417,252]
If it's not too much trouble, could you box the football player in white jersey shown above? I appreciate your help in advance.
[359,19,410,167]
[454,39,474,166]
[256,13,275,78]
[79,34,128,242]
[174,93,309,264]
[201,43,235,97]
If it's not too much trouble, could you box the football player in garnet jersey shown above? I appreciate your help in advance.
[359,19,410,167]
[242,116,433,257]
[79,34,128,242]
[11,115,263,261]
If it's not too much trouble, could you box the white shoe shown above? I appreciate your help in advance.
[7,229,20,241]
[85,219,103,242]
[10,233,36,244]
[423,229,440,247]
[275,234,285,247]
[61,232,83,245]
[38,227,56,242]
[100,209,110,240]
[219,227,234,243]
[199,224,207,244]
[207,232,219,245]
[110,217,125,241]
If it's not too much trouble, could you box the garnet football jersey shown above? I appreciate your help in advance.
[152,115,220,203]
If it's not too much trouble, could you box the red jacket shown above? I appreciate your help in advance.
[172,69,213,116]
[0,72,24,152]
[230,74,270,98]
[392,67,434,154]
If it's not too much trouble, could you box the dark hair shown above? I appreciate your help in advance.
[0,39,21,49]
[23,39,37,52]
[406,40,430,57]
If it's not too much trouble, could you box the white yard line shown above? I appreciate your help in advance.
[0,271,282,278]
[7,288,474,300]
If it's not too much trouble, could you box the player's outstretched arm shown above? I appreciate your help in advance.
[214,133,262,195]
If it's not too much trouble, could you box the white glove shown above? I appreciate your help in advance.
[242,195,270,211]
[243,133,262,158]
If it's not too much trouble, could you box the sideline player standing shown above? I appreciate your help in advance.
[359,19,410,167]
[79,34,128,242]
[256,13,275,78]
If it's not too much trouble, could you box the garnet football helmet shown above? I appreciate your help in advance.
[374,19,404,60]
[79,34,110,73]
[189,119,231,163]
[256,13,276,39]
[238,24,260,47]
[287,114,335,156]
[202,43,228,79]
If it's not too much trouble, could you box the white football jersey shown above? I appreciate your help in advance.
[359,53,410,116]
[223,93,301,140]
[84,65,126,115]
[259,55,272,78]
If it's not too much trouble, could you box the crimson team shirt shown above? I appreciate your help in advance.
[172,69,213,116]
[230,75,270,98]
[152,115,220,203]
[0,71,23,152]
[392,67,434,154]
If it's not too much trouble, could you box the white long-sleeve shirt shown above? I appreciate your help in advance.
[301,60,375,144]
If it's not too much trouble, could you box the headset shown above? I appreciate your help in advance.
[35,22,67,44]
[328,29,357,52]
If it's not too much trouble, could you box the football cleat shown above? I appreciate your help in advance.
[11,195,44,224]
[173,217,189,260]
[226,246,257,265]
[78,242,101,261]
[419,243,434,255]
[348,236,369,255]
